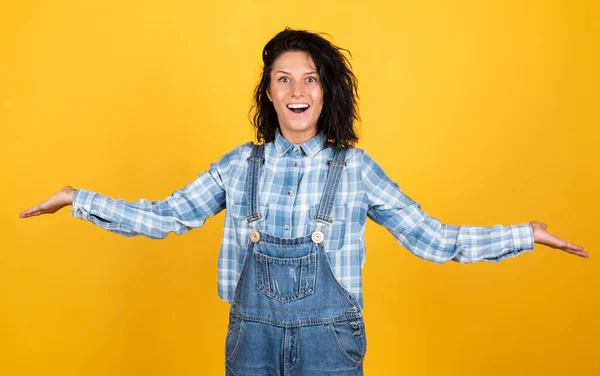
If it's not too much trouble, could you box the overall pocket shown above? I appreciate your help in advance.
[328,317,367,365]
[255,252,317,303]
[225,317,245,363]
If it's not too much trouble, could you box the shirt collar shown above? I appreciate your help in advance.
[274,128,327,157]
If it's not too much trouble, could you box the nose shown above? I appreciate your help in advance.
[291,80,304,97]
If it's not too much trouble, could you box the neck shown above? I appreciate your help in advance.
[279,128,318,145]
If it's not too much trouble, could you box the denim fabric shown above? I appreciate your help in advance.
[225,317,366,375]
[225,145,366,376]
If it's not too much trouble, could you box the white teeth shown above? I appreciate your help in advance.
[287,103,309,109]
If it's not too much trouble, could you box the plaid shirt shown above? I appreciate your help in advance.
[72,130,535,306]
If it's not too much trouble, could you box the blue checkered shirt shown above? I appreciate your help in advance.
[71,130,535,306]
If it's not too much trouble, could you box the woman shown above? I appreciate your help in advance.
[19,28,588,375]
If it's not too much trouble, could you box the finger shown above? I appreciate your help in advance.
[19,206,42,218]
[564,242,585,253]
[562,247,589,259]
[574,251,590,259]
[19,208,34,218]
[572,248,589,259]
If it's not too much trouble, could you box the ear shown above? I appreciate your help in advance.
[266,89,272,102]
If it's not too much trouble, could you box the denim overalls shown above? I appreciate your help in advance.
[225,144,367,376]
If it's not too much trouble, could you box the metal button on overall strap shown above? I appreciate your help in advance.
[311,231,324,243]
[249,230,261,243]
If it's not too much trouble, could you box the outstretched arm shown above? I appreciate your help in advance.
[19,167,226,239]
[360,150,588,262]
[18,143,252,239]
[68,167,226,239]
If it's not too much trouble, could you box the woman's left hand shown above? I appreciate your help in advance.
[530,220,589,259]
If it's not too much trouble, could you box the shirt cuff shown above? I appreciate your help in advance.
[71,188,97,220]
[510,223,535,251]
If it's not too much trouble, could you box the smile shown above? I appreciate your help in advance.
[287,103,310,114]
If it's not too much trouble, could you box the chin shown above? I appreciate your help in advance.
[290,124,311,131]
[283,124,316,134]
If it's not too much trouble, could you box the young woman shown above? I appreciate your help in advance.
[20,28,588,376]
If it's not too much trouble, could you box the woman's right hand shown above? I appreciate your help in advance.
[19,186,77,219]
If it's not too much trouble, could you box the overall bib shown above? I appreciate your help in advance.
[225,144,367,376]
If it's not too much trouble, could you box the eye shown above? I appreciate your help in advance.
[306,76,317,83]
[278,77,290,83]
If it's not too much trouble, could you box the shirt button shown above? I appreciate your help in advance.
[284,225,290,230]
[293,146,299,152]
[288,190,294,196]
[76,208,83,214]
[293,162,297,167]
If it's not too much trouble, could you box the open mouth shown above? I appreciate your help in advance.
[287,103,310,114]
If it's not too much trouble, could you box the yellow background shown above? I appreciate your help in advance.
[3,0,599,375]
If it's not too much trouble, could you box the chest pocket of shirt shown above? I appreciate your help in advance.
[229,202,270,249]
[313,204,347,252]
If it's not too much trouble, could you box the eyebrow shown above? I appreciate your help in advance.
[275,70,318,75]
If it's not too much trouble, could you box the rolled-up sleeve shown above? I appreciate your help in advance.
[70,144,248,239]
[360,150,535,263]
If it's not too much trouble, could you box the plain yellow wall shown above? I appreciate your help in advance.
[3,0,599,375]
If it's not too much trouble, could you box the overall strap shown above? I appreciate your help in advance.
[314,147,348,224]
[245,143,265,223]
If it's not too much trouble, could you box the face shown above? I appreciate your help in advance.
[267,50,324,144]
